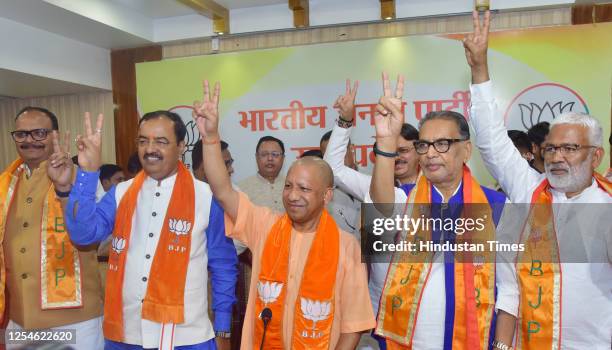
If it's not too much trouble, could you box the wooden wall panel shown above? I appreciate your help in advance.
[111,46,162,172]
[572,3,612,24]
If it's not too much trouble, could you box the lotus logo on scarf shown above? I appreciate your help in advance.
[111,237,126,254]
[530,229,543,245]
[300,298,331,339]
[503,83,589,131]
[473,255,485,269]
[257,281,283,305]
[169,219,192,243]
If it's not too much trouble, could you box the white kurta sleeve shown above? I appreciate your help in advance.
[469,81,543,204]
[323,123,373,201]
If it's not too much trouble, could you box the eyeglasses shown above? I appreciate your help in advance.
[413,138,467,155]
[224,158,234,168]
[542,143,597,156]
[10,129,52,142]
[257,151,284,159]
[398,146,414,155]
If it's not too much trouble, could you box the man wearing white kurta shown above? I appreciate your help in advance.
[464,10,611,350]
[58,111,237,350]
[368,73,511,349]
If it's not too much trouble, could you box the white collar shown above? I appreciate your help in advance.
[432,180,462,202]
[144,171,178,189]
[550,178,599,202]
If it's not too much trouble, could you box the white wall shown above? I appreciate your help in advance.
[0,17,111,90]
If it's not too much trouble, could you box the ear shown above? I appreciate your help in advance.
[464,140,473,163]
[178,141,186,158]
[591,147,604,169]
[323,187,334,205]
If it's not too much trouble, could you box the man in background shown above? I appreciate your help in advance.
[527,121,550,173]
[192,140,234,182]
[238,136,286,212]
[192,138,247,350]
[99,164,126,192]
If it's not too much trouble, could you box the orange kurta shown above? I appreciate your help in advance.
[225,192,375,349]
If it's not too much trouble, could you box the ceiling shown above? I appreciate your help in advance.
[0,0,597,99]
[110,0,289,17]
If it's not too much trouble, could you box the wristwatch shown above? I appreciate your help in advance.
[492,340,513,350]
[373,144,399,158]
[215,331,231,339]
[54,187,72,198]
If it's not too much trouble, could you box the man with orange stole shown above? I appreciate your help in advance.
[368,73,510,350]
[1,107,104,349]
[60,111,238,350]
[192,80,376,350]
[465,10,612,350]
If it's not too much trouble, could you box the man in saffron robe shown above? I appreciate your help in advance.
[192,80,376,350]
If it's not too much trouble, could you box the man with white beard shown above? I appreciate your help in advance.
[464,10,611,350]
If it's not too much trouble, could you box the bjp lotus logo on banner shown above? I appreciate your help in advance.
[257,281,283,305]
[300,298,331,339]
[504,83,589,130]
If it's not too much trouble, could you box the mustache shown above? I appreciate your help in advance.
[547,163,569,172]
[143,153,163,160]
[19,143,45,149]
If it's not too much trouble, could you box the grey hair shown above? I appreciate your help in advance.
[550,112,602,147]
[418,111,470,140]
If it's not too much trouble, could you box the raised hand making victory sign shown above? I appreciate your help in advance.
[76,112,105,172]
[193,80,221,142]
[47,129,73,192]
[333,79,359,122]
[463,10,491,84]
[374,72,405,144]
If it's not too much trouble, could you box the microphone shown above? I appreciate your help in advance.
[259,308,272,350]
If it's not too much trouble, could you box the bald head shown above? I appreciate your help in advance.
[289,156,334,188]
[283,156,335,227]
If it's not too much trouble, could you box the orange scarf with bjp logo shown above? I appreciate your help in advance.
[253,210,340,350]
[376,166,496,350]
[103,162,195,342]
[0,158,83,323]
[515,173,611,350]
